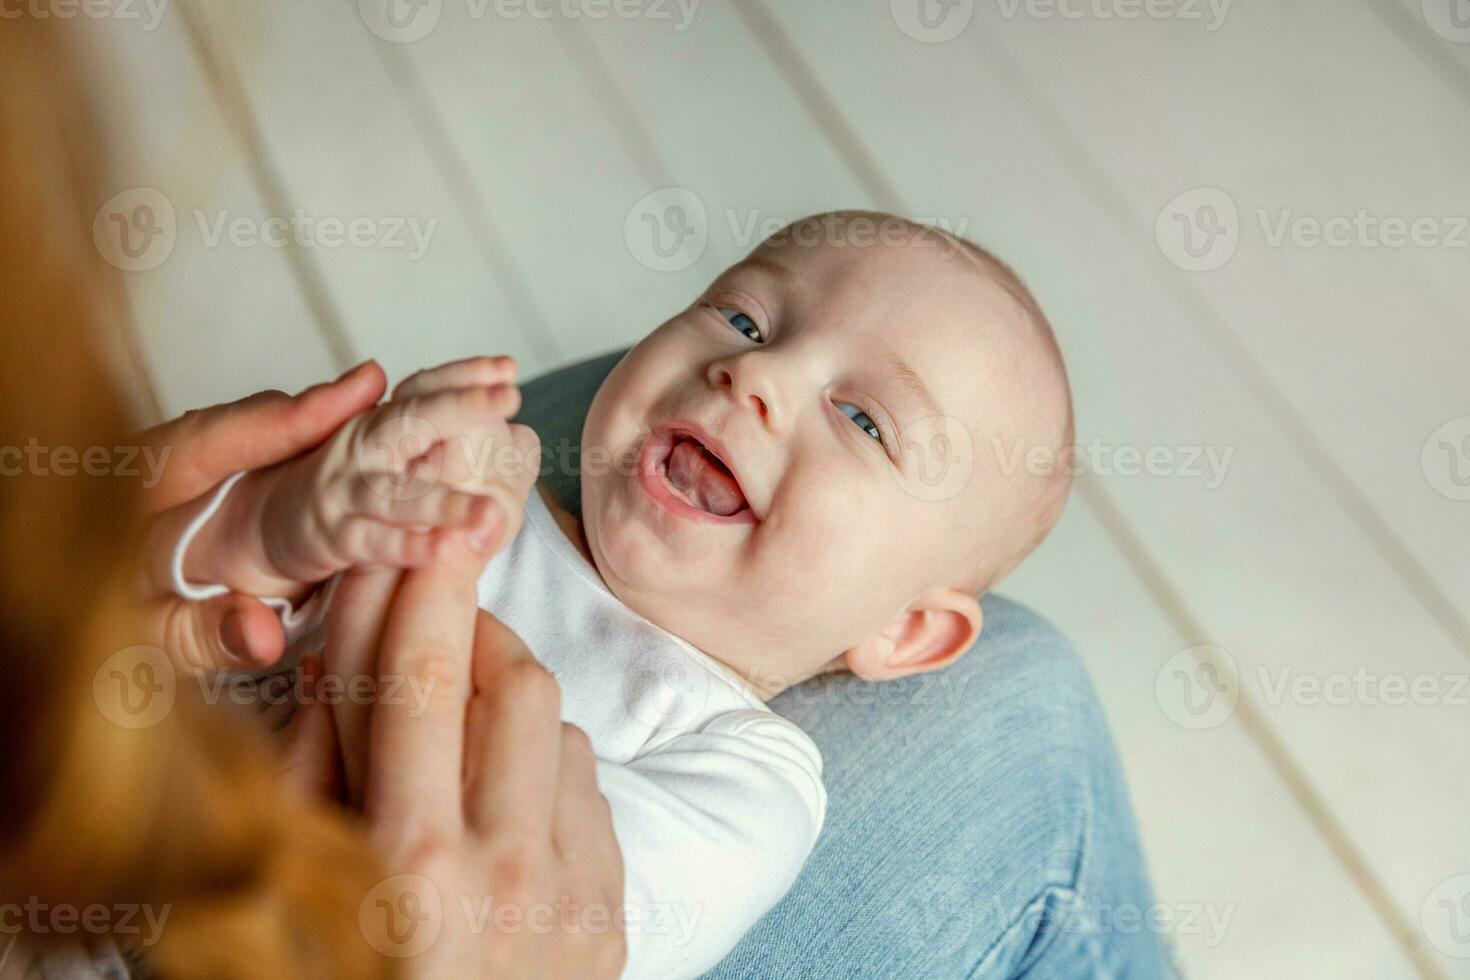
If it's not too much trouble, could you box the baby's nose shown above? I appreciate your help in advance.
[709,357,782,430]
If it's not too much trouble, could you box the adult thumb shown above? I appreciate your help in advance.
[143,591,287,675]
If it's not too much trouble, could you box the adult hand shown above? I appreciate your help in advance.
[137,361,387,672]
[292,555,625,977]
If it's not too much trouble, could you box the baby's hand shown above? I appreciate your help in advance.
[185,356,541,599]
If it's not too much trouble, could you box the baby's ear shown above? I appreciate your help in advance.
[843,587,983,682]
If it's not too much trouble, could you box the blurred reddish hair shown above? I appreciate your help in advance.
[0,13,390,978]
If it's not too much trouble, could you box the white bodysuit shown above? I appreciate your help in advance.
[475,490,827,979]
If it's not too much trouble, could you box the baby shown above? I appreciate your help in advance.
[167,211,1074,978]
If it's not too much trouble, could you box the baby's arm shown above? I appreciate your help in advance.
[306,359,543,802]
[156,356,538,607]
[597,713,827,978]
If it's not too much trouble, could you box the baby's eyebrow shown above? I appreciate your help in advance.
[876,341,944,422]
[726,253,792,285]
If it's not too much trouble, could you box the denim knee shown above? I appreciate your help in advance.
[708,597,1173,979]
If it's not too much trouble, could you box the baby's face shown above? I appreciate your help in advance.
[581,233,1049,693]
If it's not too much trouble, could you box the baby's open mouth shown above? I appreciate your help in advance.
[660,433,749,518]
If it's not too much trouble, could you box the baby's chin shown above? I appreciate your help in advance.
[587,495,718,590]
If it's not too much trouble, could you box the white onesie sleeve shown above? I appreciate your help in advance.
[595,710,827,980]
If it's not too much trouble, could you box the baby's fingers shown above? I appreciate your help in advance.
[392,355,517,401]
[355,385,522,477]
[350,480,494,530]
[336,517,446,568]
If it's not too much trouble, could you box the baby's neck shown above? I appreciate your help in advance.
[535,482,595,563]
[533,482,798,701]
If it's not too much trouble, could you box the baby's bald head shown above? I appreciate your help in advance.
[583,209,1074,693]
[943,231,1074,592]
[767,211,1073,594]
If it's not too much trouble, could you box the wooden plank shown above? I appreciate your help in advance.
[73,10,337,419]
[1007,495,1415,979]
[187,0,551,383]
[368,8,698,368]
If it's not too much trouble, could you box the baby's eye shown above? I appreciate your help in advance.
[719,307,764,343]
[837,402,884,445]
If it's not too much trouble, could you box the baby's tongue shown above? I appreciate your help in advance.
[666,437,745,517]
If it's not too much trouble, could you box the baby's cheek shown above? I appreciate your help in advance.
[773,484,887,590]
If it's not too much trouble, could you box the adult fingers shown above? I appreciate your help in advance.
[364,564,480,837]
[142,360,386,510]
[392,355,517,401]
[325,568,401,807]
[463,611,564,837]
[139,591,286,674]
[279,655,344,800]
[550,724,615,868]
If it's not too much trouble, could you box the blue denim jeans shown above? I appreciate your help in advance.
[520,354,1173,980]
[707,596,1175,979]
